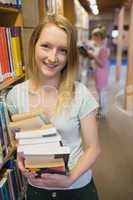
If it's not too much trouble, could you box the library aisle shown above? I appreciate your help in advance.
[89,64,133,200]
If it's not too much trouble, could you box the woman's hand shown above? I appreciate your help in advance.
[29,173,73,188]
[86,50,95,60]
[17,153,37,179]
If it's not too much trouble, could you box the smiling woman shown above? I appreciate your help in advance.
[6,14,100,200]
[34,23,68,79]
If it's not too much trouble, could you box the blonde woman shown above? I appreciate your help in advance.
[6,15,100,200]
[86,27,110,118]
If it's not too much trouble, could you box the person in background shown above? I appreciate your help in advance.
[86,26,110,118]
[6,14,101,200]
[78,45,92,86]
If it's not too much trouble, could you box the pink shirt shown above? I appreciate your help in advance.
[95,46,110,90]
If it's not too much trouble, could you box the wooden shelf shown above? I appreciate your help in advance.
[0,146,16,169]
[3,146,16,163]
[0,73,25,91]
[0,6,20,13]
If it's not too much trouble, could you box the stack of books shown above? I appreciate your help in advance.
[9,112,70,176]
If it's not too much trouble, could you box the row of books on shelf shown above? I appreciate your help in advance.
[0,92,15,166]
[0,26,23,84]
[9,110,70,176]
[0,0,21,8]
[0,159,26,200]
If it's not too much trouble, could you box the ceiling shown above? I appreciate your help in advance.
[97,0,127,12]
[79,0,130,13]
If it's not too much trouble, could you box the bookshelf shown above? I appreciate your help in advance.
[74,0,89,43]
[0,146,16,169]
[0,2,26,200]
[0,73,25,91]
[0,3,25,87]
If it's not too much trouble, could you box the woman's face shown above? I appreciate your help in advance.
[92,34,102,44]
[35,23,68,79]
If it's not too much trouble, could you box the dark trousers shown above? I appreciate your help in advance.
[25,179,99,200]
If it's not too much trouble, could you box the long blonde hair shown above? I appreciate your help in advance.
[28,14,78,112]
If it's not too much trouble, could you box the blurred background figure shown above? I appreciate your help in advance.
[86,26,110,118]
[78,44,94,86]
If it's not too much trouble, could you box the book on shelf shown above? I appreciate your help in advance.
[0,160,26,200]
[6,169,16,200]
[0,98,12,162]
[0,0,22,8]
[5,27,15,79]
[0,27,11,81]
[0,176,10,200]
[0,36,4,83]
[0,26,23,83]
[10,27,23,77]
[1,93,15,146]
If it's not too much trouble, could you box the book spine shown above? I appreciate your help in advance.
[0,177,10,200]
[0,101,10,156]
[0,40,4,83]
[6,170,15,200]
[1,93,15,146]
[0,27,11,80]
[15,127,57,139]
[5,28,15,78]
[10,27,23,77]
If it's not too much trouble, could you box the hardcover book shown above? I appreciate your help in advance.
[9,116,45,131]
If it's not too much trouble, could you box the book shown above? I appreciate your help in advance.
[29,166,67,177]
[23,144,70,173]
[26,163,69,176]
[18,134,61,145]
[0,27,11,80]
[25,158,65,169]
[25,153,69,176]
[0,100,10,152]
[1,93,15,146]
[11,109,44,122]
[0,177,10,200]
[15,127,57,140]
[6,169,15,200]
[0,36,4,83]
[9,116,44,131]
[5,27,15,78]
[7,159,26,199]
[10,27,23,77]
[23,145,70,155]
[11,109,50,125]
[17,128,62,153]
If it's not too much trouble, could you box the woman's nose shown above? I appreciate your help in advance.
[48,49,58,63]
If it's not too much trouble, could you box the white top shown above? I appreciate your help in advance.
[6,80,98,190]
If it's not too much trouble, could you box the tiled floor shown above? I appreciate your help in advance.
[84,64,133,200]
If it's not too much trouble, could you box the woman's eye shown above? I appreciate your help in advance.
[41,44,50,49]
[58,48,68,55]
